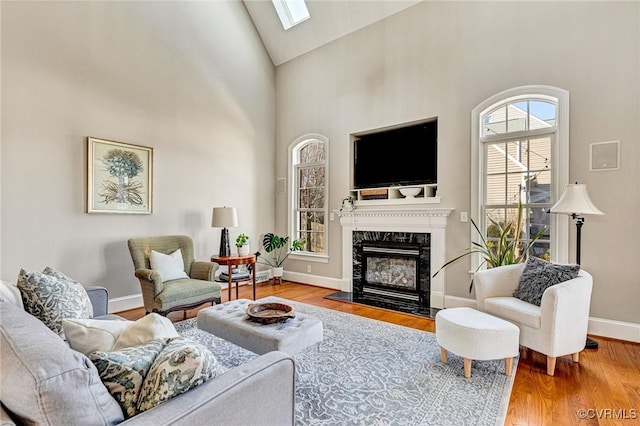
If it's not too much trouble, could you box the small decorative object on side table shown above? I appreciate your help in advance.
[211,254,256,301]
[235,233,250,256]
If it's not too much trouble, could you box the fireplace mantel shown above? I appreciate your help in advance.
[338,207,453,309]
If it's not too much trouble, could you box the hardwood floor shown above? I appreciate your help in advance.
[118,281,640,426]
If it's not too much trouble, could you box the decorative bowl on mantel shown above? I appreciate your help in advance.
[399,187,422,198]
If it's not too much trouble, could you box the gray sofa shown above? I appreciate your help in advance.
[0,287,296,426]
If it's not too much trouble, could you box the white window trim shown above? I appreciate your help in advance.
[470,85,570,271]
[287,133,330,259]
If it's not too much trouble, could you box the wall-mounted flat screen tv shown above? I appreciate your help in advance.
[353,119,437,189]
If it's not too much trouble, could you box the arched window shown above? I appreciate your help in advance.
[471,86,570,269]
[288,134,329,258]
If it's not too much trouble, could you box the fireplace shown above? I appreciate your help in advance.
[337,207,452,310]
[353,231,430,315]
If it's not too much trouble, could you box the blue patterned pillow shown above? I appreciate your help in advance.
[90,340,165,418]
[90,337,222,418]
[17,267,93,338]
[42,267,94,317]
[137,337,223,412]
[513,257,580,306]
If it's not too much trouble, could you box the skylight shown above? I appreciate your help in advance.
[272,0,310,30]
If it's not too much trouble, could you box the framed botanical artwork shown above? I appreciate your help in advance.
[86,137,153,214]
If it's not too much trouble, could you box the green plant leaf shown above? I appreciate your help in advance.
[432,201,548,289]
[257,233,304,268]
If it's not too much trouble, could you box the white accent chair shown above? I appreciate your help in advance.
[474,263,593,376]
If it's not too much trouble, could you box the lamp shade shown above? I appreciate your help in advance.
[550,184,604,216]
[211,207,238,228]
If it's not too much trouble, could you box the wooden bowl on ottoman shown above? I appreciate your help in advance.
[246,302,295,324]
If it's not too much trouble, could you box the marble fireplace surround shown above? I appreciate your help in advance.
[339,207,453,309]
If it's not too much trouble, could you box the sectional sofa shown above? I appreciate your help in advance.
[0,286,296,426]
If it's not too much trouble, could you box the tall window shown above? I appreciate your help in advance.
[289,135,328,257]
[471,86,570,268]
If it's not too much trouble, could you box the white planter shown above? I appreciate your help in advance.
[271,266,284,278]
[238,245,250,256]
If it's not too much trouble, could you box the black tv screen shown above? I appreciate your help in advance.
[353,119,437,189]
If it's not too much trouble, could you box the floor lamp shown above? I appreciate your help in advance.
[212,206,238,257]
[550,183,604,349]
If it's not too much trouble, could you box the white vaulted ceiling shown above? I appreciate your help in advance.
[242,0,421,66]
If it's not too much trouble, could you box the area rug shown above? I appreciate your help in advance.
[174,297,516,426]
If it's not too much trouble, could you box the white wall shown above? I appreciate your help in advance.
[1,1,276,301]
[276,1,640,325]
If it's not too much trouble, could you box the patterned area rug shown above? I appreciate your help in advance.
[174,297,516,426]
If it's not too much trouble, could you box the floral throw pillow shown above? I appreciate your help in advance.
[90,337,222,418]
[42,266,93,318]
[90,340,165,418]
[17,267,93,338]
[513,256,580,306]
[137,337,223,412]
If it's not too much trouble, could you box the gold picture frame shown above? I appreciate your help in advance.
[86,137,153,214]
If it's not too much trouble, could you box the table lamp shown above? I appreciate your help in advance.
[212,206,238,257]
[550,182,604,348]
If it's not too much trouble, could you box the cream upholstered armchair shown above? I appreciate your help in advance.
[474,263,593,376]
[128,235,222,318]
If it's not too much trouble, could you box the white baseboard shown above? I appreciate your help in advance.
[108,294,143,314]
[283,271,342,290]
[588,317,640,343]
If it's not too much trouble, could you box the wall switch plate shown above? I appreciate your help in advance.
[460,212,468,222]
[330,212,335,221]
[306,265,311,273]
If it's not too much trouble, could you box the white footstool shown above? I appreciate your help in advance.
[197,298,323,355]
[435,307,519,378]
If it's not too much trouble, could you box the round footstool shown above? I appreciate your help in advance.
[435,307,519,378]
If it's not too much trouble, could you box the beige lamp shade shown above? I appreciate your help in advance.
[550,184,604,216]
[211,207,238,228]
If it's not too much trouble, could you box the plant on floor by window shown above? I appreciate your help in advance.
[433,201,547,292]
[255,233,304,268]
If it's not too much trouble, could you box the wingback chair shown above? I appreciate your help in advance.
[474,263,593,376]
[128,235,222,318]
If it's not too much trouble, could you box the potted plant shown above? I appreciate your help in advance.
[433,201,547,292]
[340,195,356,212]
[235,233,250,256]
[256,233,304,280]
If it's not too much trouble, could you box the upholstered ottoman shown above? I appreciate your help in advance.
[435,307,519,378]
[197,298,323,355]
